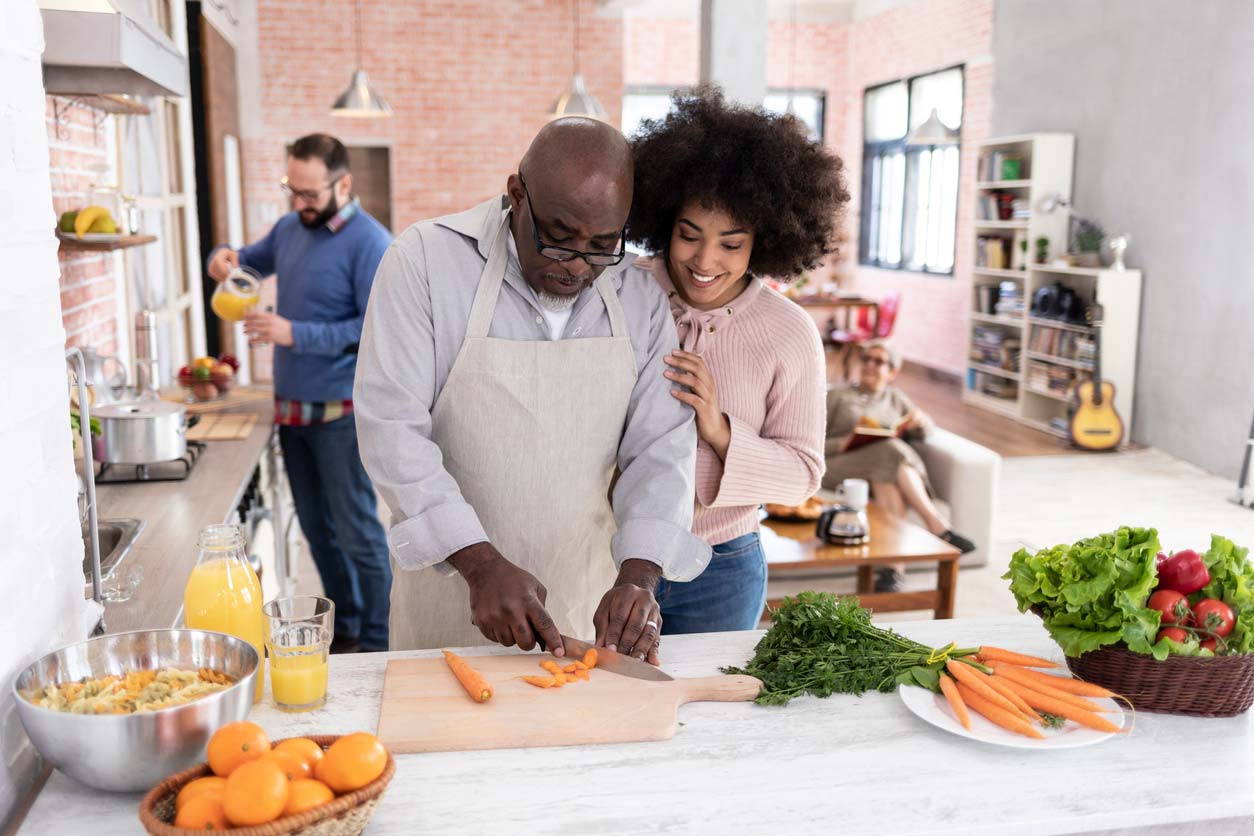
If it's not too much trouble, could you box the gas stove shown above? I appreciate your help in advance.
[94,441,207,484]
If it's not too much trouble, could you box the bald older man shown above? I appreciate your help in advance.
[355,118,710,663]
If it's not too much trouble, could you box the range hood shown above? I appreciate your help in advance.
[39,0,188,98]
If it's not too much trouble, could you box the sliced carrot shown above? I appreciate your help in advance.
[582,648,598,669]
[573,661,589,671]
[979,645,1059,668]
[945,660,1022,717]
[563,664,579,674]
[1005,684,1125,734]
[956,682,1045,739]
[540,660,564,676]
[442,650,493,703]
[983,672,1041,721]
[521,675,559,689]
[574,669,590,681]
[985,661,1115,698]
[938,675,971,730]
[992,666,1110,712]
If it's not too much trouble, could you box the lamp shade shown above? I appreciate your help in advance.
[550,73,606,121]
[331,69,392,118]
[905,108,958,146]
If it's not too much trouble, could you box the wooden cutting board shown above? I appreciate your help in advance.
[376,653,761,753]
[186,413,259,441]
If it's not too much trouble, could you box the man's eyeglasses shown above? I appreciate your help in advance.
[280,174,344,204]
[519,175,626,267]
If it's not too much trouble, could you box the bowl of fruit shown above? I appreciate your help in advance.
[179,354,239,402]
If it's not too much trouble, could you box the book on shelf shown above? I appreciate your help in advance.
[978,151,1028,182]
[976,236,1011,269]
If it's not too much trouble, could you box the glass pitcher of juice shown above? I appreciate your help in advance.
[211,266,262,322]
[184,525,265,702]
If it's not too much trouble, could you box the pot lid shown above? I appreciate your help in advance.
[93,399,185,419]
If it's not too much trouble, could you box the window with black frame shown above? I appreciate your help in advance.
[860,66,963,275]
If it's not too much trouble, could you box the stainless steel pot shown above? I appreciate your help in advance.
[93,399,190,464]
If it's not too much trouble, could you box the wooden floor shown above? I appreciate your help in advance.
[891,364,1083,458]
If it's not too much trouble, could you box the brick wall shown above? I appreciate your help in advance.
[46,97,123,355]
[0,1,100,827]
[242,0,624,241]
[622,0,994,374]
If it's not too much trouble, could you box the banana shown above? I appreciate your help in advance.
[74,205,112,238]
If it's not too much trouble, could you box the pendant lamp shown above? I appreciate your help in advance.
[331,0,392,118]
[551,1,606,120]
[905,108,958,146]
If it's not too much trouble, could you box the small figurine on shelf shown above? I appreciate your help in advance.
[1034,236,1050,265]
[1107,234,1129,271]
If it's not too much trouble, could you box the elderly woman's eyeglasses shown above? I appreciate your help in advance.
[862,355,891,368]
[279,175,344,204]
[519,175,627,267]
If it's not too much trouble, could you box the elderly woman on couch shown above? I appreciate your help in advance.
[824,340,975,591]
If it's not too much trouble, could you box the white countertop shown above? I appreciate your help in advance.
[19,616,1254,835]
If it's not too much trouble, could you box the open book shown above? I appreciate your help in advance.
[845,416,906,451]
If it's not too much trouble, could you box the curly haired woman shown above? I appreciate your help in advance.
[627,86,850,634]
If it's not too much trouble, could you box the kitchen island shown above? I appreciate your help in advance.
[18,616,1254,835]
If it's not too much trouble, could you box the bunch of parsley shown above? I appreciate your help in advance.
[722,592,976,706]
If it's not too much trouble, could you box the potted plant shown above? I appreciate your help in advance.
[71,409,104,462]
[1034,236,1050,265]
[1071,217,1104,267]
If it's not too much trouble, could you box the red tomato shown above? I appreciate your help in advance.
[1148,590,1192,625]
[1201,637,1219,652]
[1157,627,1190,644]
[1193,599,1235,638]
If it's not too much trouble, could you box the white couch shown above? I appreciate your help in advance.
[906,428,1000,568]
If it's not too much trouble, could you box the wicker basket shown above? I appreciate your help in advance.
[1064,645,1254,717]
[139,735,395,836]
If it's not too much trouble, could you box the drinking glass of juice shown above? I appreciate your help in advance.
[211,266,262,322]
[263,596,334,712]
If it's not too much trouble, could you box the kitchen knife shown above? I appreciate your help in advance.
[557,635,674,682]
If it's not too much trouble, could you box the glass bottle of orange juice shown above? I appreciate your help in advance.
[184,525,265,702]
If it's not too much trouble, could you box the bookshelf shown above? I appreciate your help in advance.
[963,133,1143,443]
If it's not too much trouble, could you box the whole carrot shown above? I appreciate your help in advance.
[938,675,971,730]
[956,682,1045,740]
[1003,684,1125,734]
[945,660,1022,717]
[979,646,1058,668]
[983,672,1041,721]
[992,666,1109,712]
[442,650,493,702]
[985,661,1115,699]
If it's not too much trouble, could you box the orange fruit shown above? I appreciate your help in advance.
[175,775,227,812]
[260,748,311,781]
[222,759,289,826]
[174,792,229,830]
[283,779,335,816]
[274,737,324,772]
[314,733,388,793]
[207,721,270,777]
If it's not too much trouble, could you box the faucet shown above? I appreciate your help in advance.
[67,347,105,636]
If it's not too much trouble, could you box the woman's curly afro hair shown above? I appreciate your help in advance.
[626,85,850,280]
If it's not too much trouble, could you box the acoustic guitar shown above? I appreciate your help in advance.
[1068,301,1123,451]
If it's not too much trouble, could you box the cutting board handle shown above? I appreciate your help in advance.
[677,674,762,704]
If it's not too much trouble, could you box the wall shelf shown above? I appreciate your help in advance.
[973,267,1028,279]
[1028,316,1094,334]
[970,312,1023,328]
[1027,351,1094,371]
[56,233,157,252]
[974,220,1030,230]
[968,362,1020,381]
[1024,386,1072,403]
[977,180,1032,189]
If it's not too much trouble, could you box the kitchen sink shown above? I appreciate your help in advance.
[82,518,145,581]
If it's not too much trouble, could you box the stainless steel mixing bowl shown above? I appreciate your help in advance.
[13,629,259,792]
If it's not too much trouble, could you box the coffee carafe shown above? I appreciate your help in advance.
[816,478,870,545]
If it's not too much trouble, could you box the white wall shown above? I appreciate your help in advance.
[0,1,99,826]
[991,0,1254,479]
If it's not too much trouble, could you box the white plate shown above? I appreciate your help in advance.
[56,230,124,242]
[899,683,1126,749]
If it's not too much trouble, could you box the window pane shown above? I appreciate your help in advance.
[864,82,907,142]
[622,92,675,139]
[909,67,963,132]
[874,150,904,266]
[902,146,959,272]
[764,91,824,142]
[164,100,183,194]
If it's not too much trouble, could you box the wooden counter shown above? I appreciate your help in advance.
[93,389,274,633]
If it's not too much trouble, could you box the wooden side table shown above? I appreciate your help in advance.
[760,503,962,618]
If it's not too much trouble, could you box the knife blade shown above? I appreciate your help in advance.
[557,635,674,682]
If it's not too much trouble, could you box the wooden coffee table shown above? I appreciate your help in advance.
[759,502,962,618]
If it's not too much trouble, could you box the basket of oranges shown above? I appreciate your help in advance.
[178,355,239,403]
[139,723,394,836]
